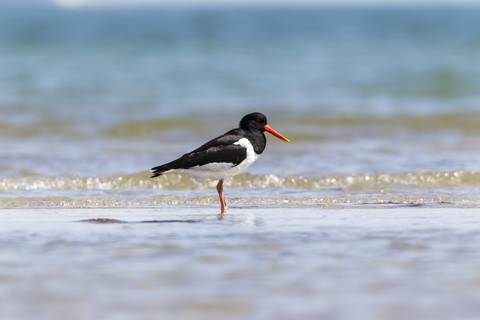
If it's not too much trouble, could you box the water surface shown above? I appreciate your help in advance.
[1,6,480,319]
[1,207,480,320]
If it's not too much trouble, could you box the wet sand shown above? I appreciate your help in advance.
[1,205,479,320]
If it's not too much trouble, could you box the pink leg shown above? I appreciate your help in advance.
[216,179,229,214]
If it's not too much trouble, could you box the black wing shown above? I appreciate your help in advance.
[151,129,247,178]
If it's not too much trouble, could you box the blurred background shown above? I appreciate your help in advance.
[1,0,480,181]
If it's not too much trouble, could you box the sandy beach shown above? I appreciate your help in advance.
[1,205,479,320]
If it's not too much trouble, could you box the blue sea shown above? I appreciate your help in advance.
[2,5,480,185]
[1,4,480,320]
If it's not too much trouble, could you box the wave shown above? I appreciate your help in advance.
[2,194,480,208]
[2,112,480,140]
[102,118,207,139]
[290,112,480,132]
[102,112,480,140]
[1,170,480,192]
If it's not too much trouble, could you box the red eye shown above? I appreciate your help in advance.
[256,118,261,123]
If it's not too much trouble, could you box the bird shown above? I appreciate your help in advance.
[151,112,289,214]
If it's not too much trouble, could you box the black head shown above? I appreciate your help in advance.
[239,112,268,131]
[239,112,290,142]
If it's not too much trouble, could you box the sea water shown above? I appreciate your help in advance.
[1,4,480,319]
[1,207,480,320]
[1,5,480,206]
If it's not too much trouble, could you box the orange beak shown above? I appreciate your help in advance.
[263,124,290,142]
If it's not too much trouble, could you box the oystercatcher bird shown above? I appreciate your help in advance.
[151,112,289,214]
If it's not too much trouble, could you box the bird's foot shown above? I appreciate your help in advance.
[220,205,229,214]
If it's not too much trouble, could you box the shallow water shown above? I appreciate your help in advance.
[2,5,480,319]
[1,207,480,320]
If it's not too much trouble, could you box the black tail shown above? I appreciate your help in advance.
[151,152,193,178]
[151,165,169,178]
